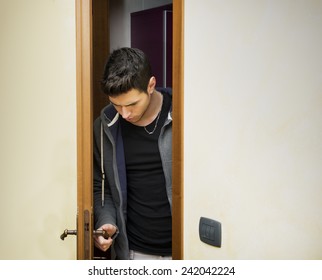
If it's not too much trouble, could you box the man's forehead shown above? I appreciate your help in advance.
[109,89,145,106]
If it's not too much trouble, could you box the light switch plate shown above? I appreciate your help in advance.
[199,217,222,248]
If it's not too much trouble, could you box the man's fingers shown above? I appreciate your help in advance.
[94,235,112,252]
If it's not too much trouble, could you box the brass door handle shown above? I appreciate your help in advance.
[60,229,109,240]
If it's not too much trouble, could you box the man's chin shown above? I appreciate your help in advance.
[125,117,138,124]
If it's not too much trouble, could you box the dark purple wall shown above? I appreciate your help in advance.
[131,4,173,88]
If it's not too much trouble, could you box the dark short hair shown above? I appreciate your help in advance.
[101,47,152,97]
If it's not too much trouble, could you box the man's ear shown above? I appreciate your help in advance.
[147,76,156,94]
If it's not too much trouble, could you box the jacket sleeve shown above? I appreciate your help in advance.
[93,118,117,229]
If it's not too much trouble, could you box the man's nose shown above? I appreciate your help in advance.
[121,107,130,118]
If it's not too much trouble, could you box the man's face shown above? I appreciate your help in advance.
[109,89,151,124]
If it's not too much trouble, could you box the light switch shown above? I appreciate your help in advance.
[199,217,221,248]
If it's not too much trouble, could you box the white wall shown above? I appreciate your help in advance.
[0,0,77,259]
[184,0,322,259]
[109,0,172,50]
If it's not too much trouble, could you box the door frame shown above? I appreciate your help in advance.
[75,0,184,260]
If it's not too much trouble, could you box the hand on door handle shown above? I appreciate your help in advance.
[60,229,109,240]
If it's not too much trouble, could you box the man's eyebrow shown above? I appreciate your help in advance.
[109,100,139,107]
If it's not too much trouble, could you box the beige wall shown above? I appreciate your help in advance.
[2,0,321,261]
[184,0,322,259]
[0,0,77,259]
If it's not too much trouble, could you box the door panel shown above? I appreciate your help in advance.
[76,0,94,260]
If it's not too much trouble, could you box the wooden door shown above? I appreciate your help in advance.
[75,0,184,260]
[75,0,94,260]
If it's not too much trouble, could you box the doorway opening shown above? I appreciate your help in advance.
[76,0,184,260]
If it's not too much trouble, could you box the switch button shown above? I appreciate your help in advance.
[199,217,221,248]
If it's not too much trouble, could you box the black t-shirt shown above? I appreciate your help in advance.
[120,91,172,256]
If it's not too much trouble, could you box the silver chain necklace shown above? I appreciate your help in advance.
[144,110,161,135]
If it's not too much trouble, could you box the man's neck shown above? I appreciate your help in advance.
[136,90,163,126]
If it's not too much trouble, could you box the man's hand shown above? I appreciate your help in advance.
[94,224,118,252]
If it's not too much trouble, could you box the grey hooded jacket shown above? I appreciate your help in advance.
[93,88,172,259]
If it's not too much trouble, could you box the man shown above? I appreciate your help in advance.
[93,47,172,260]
